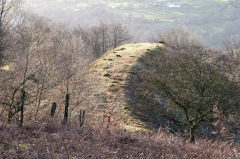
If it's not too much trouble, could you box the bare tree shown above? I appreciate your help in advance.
[138,30,240,143]
[99,22,109,54]
[148,49,240,143]
[0,0,22,65]
[0,15,69,122]
[225,35,240,58]
[4,15,51,122]
[111,23,131,48]
[159,27,203,51]
[74,22,131,58]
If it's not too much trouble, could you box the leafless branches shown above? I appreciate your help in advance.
[138,29,240,143]
[0,14,92,123]
[111,23,131,49]
[74,22,131,58]
[0,0,22,65]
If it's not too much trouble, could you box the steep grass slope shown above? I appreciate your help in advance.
[74,43,163,131]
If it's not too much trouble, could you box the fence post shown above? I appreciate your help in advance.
[19,90,26,127]
[79,110,85,127]
[50,102,57,117]
[63,93,70,124]
[107,116,111,129]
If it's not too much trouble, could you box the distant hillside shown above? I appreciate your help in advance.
[25,0,240,47]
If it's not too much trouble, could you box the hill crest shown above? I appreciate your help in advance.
[75,43,163,131]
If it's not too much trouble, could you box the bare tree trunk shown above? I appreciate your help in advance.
[34,74,46,120]
[63,93,70,124]
[189,124,198,143]
[19,90,25,127]
[34,87,43,120]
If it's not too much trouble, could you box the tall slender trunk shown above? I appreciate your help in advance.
[189,124,198,143]
[63,93,70,124]
[34,74,46,120]
[19,90,26,127]
[34,87,43,120]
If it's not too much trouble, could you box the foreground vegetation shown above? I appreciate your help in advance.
[0,118,239,158]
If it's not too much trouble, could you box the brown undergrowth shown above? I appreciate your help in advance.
[0,118,239,159]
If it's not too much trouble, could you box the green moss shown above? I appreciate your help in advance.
[124,106,132,111]
[103,66,110,69]
[104,73,111,77]
[117,48,126,51]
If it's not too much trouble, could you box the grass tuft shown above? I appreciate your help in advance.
[104,73,111,77]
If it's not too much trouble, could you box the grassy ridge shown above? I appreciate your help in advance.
[73,43,161,132]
